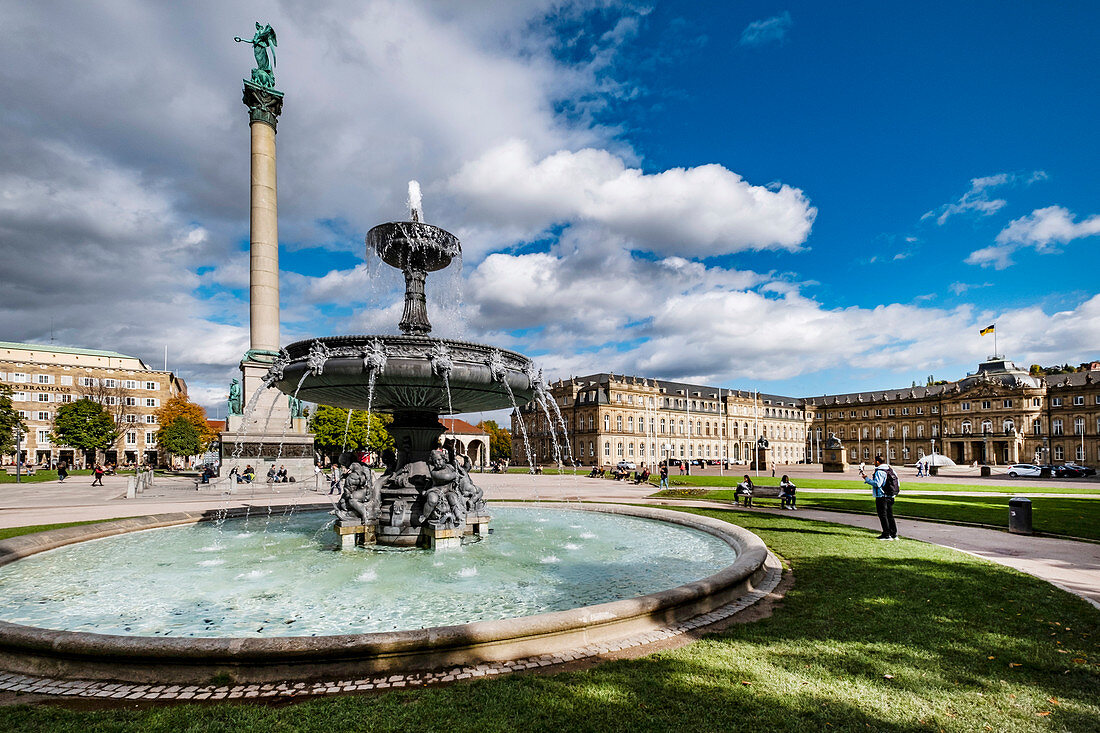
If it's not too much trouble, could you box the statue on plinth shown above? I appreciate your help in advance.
[334,462,380,526]
[420,448,466,529]
[227,378,243,416]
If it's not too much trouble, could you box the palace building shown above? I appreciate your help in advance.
[512,372,808,468]
[511,357,1100,469]
[0,341,187,468]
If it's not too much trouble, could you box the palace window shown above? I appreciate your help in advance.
[1077,445,1086,461]
[616,442,623,456]
[932,424,939,437]
[1033,419,1042,435]
[35,411,50,422]
[660,418,666,434]
[981,400,991,409]
[626,416,632,432]
[604,415,610,431]
[1074,396,1084,406]
[1051,397,1063,407]
[960,402,970,411]
[124,397,137,406]
[916,424,924,437]
[1003,419,1015,433]
[146,382,158,390]
[888,426,895,438]
[961,421,972,434]
[888,408,896,416]
[36,393,51,402]
[103,379,117,388]
[1033,397,1042,407]
[604,442,610,457]
[628,443,634,456]
[981,420,992,434]
[875,409,883,417]
[1054,445,1064,460]
[37,430,51,444]
[902,407,909,416]
[145,415,157,424]
[931,405,939,414]
[124,380,138,389]
[1074,417,1085,435]
[36,374,52,384]
[916,406,924,415]
[1052,419,1064,436]
[874,427,882,438]
[126,431,137,446]
[1003,399,1012,408]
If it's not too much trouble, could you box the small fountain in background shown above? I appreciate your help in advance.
[270,184,535,549]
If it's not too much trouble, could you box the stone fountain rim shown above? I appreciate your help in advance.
[280,335,532,364]
[0,503,768,683]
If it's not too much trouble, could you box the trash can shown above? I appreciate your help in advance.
[929,465,939,476]
[980,465,991,477]
[1008,497,1032,535]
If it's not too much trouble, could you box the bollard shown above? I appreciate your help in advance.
[1008,496,1032,535]
[126,476,137,499]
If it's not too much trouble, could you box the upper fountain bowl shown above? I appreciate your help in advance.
[272,335,535,413]
[368,221,460,273]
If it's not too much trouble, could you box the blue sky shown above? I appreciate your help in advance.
[1,1,1097,414]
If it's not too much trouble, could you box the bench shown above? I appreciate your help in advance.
[4,466,37,476]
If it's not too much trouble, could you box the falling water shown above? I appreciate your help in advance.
[545,395,577,468]
[500,379,536,472]
[534,391,565,473]
[340,409,354,453]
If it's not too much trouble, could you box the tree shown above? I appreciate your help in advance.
[157,417,202,459]
[308,405,393,461]
[154,395,215,450]
[477,419,512,462]
[0,385,26,456]
[52,398,119,456]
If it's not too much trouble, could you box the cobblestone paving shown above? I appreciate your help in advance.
[0,553,782,701]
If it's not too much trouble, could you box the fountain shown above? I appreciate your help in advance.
[268,185,534,549]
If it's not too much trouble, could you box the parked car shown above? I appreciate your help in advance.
[616,461,637,471]
[1064,462,1097,477]
[1007,464,1042,477]
[1055,464,1087,478]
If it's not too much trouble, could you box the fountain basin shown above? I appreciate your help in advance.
[0,503,769,684]
[273,335,534,413]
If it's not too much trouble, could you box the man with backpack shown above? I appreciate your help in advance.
[861,455,899,540]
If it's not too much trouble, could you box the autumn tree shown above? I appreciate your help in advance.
[154,395,216,450]
[52,398,119,456]
[158,417,202,459]
[309,405,393,461]
[477,419,512,462]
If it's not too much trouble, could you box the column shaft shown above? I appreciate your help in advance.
[249,121,280,353]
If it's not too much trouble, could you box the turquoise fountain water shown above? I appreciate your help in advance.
[0,507,737,638]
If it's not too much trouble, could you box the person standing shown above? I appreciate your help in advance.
[862,456,898,540]
[57,461,68,483]
[659,463,669,489]
[91,463,105,486]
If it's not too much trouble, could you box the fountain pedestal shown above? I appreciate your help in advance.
[336,523,376,550]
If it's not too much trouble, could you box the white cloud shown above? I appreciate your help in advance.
[739,12,792,47]
[967,205,1100,269]
[448,140,816,257]
[922,171,1046,225]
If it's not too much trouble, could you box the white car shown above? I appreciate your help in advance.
[1007,464,1042,478]
[616,461,637,471]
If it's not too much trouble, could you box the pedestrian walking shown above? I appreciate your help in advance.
[57,461,68,483]
[91,463,105,486]
[861,455,899,540]
[659,463,669,489]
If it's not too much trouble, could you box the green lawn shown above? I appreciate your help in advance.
[0,469,93,484]
[0,509,1097,731]
[652,488,1100,541]
[651,473,1100,494]
[0,519,130,542]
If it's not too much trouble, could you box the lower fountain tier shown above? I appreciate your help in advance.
[273,335,534,413]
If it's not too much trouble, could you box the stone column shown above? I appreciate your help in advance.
[242,81,284,356]
[249,120,280,353]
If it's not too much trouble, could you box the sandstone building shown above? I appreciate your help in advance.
[512,357,1100,469]
[0,341,186,468]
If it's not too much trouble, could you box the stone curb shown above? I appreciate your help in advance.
[0,553,782,700]
[0,502,769,684]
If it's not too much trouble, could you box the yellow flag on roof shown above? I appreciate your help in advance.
[979,324,995,336]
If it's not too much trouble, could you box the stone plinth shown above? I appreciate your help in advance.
[750,449,769,472]
[465,515,491,536]
[422,525,462,550]
[335,523,376,550]
[822,446,849,473]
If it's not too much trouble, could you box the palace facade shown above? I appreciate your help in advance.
[511,357,1100,469]
[512,372,808,468]
[0,341,187,468]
